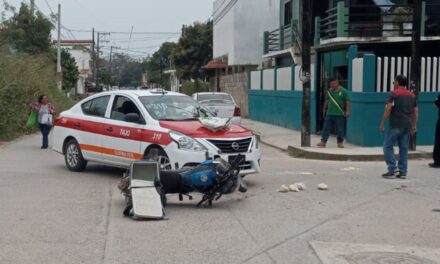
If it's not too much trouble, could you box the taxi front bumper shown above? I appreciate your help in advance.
[164,136,261,176]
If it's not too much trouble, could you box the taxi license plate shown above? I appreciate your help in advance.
[228,155,246,165]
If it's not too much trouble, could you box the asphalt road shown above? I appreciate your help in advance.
[1,134,440,264]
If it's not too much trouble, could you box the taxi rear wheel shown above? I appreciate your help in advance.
[64,139,88,172]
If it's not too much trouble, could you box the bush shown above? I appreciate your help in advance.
[0,49,74,140]
[181,80,210,96]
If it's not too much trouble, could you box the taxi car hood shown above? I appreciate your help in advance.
[159,120,253,138]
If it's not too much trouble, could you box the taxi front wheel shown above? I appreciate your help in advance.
[145,148,172,170]
[64,139,88,172]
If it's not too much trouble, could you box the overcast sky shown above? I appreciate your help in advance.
[1,0,214,59]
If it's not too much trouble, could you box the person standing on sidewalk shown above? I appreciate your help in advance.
[317,78,351,148]
[30,95,55,149]
[380,75,418,179]
[429,93,440,168]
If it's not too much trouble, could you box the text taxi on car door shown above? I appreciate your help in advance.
[52,89,261,176]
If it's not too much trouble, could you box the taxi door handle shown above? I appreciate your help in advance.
[106,127,113,132]
[74,122,81,127]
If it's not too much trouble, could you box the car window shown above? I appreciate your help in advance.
[110,96,142,122]
[81,95,110,117]
[139,95,213,121]
[197,94,234,105]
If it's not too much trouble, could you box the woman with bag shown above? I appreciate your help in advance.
[29,95,55,149]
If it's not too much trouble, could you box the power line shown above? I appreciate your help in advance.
[111,36,178,43]
[35,2,77,40]
[116,45,162,50]
[33,3,56,23]
[67,28,179,35]
[43,0,54,14]
[61,26,77,40]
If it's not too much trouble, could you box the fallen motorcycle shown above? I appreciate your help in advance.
[159,154,248,207]
[119,151,248,219]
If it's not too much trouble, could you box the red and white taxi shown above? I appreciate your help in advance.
[52,89,261,176]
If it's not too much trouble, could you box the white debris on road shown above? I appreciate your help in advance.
[278,183,307,193]
[293,171,315,175]
[318,183,329,190]
[341,167,361,171]
[296,182,306,190]
[278,185,290,193]
[288,184,299,192]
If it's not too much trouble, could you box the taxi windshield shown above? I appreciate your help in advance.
[139,95,213,121]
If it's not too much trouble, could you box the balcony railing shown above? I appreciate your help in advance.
[319,6,338,40]
[264,20,299,54]
[316,1,440,44]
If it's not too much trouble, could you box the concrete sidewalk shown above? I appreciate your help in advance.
[242,118,433,161]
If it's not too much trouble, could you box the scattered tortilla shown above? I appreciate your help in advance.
[318,183,329,190]
[288,184,299,192]
[296,182,306,190]
[278,185,290,193]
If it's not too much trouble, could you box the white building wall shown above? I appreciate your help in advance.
[263,69,275,90]
[213,0,235,63]
[69,49,91,72]
[352,58,364,92]
[277,67,291,90]
[68,49,92,95]
[213,0,280,66]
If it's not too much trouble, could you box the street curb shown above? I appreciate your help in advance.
[255,131,432,161]
[255,134,287,152]
[287,145,433,161]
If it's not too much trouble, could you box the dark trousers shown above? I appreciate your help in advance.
[321,115,345,144]
[434,119,440,164]
[39,124,51,148]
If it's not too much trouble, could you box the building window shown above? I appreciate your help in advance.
[284,1,292,26]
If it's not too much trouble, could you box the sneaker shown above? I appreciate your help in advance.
[317,141,326,148]
[396,172,407,179]
[382,172,396,179]
[337,143,344,148]
[429,163,440,168]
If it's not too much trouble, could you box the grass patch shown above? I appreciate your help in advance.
[0,49,74,140]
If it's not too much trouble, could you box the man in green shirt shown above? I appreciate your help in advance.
[317,78,351,148]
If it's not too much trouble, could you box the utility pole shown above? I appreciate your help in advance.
[109,46,120,72]
[96,32,100,85]
[109,46,113,72]
[300,0,313,147]
[56,4,62,91]
[92,28,96,84]
[30,0,35,15]
[127,26,134,50]
[95,32,110,86]
[410,0,422,151]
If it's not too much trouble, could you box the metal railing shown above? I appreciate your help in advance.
[319,3,440,40]
[265,28,280,53]
[319,7,338,40]
[264,21,299,53]
[347,4,413,38]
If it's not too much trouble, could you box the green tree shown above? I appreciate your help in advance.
[0,2,53,53]
[112,53,144,87]
[51,49,79,91]
[144,42,177,87]
[98,68,113,86]
[172,21,213,80]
